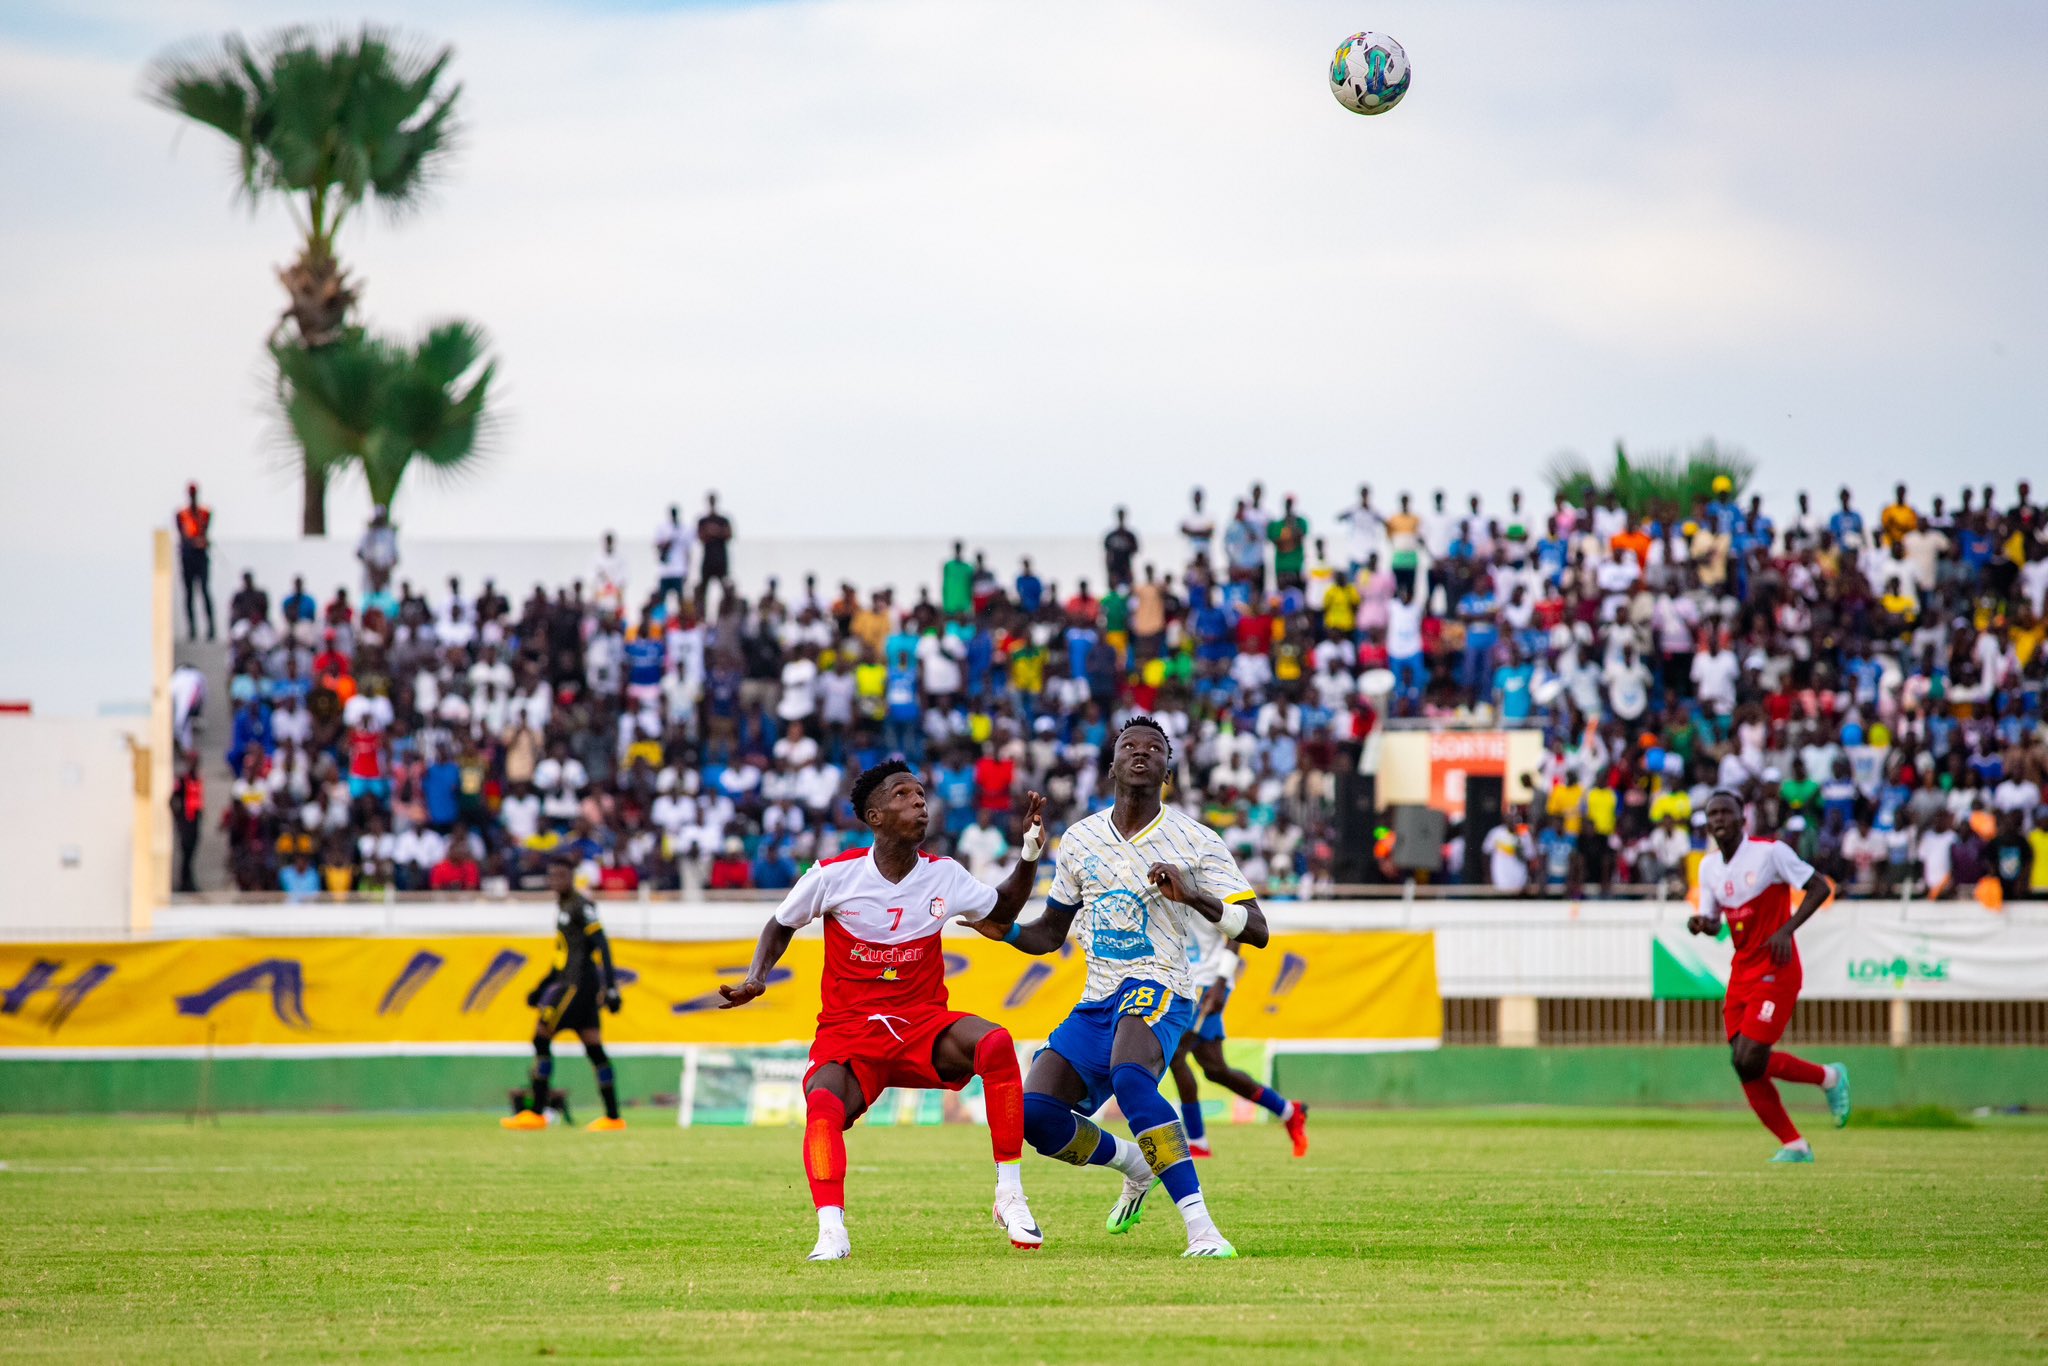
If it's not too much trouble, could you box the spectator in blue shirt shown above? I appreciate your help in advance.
[751,842,799,890]
[932,753,979,837]
[1828,487,1865,549]
[1459,586,1500,694]
[423,757,462,829]
[279,851,322,901]
[1015,557,1044,614]
[1494,647,1535,723]
[882,659,921,761]
[281,576,316,626]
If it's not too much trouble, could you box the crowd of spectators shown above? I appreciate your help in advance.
[178,475,2048,903]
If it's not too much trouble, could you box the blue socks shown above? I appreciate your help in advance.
[1111,1063,1200,1203]
[1023,1091,1121,1166]
[1253,1085,1290,1118]
[1180,1100,1207,1143]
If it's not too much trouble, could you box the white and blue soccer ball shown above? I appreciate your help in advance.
[1329,31,1410,116]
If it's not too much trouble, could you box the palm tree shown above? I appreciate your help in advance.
[271,322,497,517]
[146,26,462,532]
[1546,440,1756,523]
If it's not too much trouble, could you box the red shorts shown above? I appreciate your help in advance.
[1723,968,1801,1046]
[804,1008,974,1108]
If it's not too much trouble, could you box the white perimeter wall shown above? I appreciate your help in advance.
[0,716,139,936]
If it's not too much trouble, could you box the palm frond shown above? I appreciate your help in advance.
[144,23,462,215]
[1544,438,1758,520]
[1542,450,1597,507]
[272,321,499,512]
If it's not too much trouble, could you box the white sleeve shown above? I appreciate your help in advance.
[1196,827,1257,906]
[943,858,1001,924]
[772,863,832,930]
[1695,859,1721,918]
[1770,839,1818,891]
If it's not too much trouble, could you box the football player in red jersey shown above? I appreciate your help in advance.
[1688,791,1851,1162]
[720,761,1048,1261]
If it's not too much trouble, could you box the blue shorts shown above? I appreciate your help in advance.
[1042,979,1194,1116]
[1191,985,1230,1043]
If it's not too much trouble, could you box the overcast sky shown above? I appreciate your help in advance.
[2,0,2045,710]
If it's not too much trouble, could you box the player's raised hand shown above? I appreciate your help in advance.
[717,977,767,1009]
[1148,862,1196,903]
[1020,791,1048,856]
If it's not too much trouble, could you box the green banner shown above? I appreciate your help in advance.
[1651,926,1729,1000]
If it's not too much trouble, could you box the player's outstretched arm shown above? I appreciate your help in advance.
[1765,872,1835,965]
[718,918,796,1009]
[981,792,1049,930]
[594,928,621,1012]
[1148,863,1270,948]
[976,899,1079,955]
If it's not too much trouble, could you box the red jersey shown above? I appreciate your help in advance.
[773,847,999,1029]
[1695,837,1818,983]
[346,727,384,780]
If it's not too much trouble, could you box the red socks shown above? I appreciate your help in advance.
[1741,1077,1801,1144]
[1768,1052,1826,1087]
[804,1089,847,1209]
[974,1028,1024,1164]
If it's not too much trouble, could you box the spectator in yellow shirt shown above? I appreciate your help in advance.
[1547,780,1585,836]
[1879,482,1918,547]
[1323,576,1361,635]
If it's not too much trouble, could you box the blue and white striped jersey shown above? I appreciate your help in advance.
[1048,804,1256,1003]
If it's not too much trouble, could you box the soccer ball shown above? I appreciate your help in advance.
[1329,31,1410,115]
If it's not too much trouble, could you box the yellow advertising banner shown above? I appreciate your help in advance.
[0,932,1438,1052]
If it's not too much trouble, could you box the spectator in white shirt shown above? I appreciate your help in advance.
[1690,638,1740,716]
[656,505,692,607]
[1482,822,1530,893]
[1917,810,1958,898]
[778,647,820,722]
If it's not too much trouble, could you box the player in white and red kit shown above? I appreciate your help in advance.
[720,761,1048,1261]
[1688,791,1852,1162]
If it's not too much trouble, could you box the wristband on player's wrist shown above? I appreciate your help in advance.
[1002,922,1025,944]
[1216,900,1250,941]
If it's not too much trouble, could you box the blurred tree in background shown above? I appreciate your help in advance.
[1546,440,1755,522]
[147,27,492,533]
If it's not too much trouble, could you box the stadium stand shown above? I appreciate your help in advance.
[174,480,2048,901]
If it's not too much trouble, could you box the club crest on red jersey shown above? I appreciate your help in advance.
[928,896,946,919]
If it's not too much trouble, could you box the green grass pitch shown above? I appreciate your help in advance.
[3,1109,2045,1361]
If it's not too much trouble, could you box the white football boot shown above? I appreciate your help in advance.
[805,1218,851,1262]
[992,1192,1044,1249]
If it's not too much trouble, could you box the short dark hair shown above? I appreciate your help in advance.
[1705,789,1744,810]
[1116,715,1174,765]
[850,760,915,820]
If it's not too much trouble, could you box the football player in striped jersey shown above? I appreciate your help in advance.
[978,717,1268,1257]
